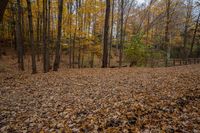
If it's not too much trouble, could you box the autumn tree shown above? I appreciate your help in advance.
[190,10,200,57]
[26,0,37,74]
[53,0,63,71]
[16,0,24,71]
[102,0,111,68]
[119,0,124,67]
[165,0,171,66]
[0,0,9,22]
[108,0,115,67]
[183,0,193,58]
[43,0,49,73]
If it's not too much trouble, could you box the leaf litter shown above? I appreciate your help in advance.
[0,65,200,133]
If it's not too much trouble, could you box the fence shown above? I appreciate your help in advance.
[148,58,200,67]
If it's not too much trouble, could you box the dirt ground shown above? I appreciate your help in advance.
[0,60,200,132]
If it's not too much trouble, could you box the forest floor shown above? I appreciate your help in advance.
[0,59,200,132]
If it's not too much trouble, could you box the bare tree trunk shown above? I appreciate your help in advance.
[10,4,17,51]
[36,0,40,61]
[76,0,81,68]
[68,2,72,68]
[102,0,110,68]
[47,0,51,69]
[190,11,200,57]
[27,0,37,74]
[165,0,171,67]
[116,0,120,55]
[53,0,63,71]
[183,0,193,58]
[73,4,78,68]
[108,0,114,67]
[72,31,77,68]
[0,0,9,22]
[90,10,96,68]
[43,0,49,73]
[119,0,124,67]
[69,2,74,68]
[39,13,43,55]
[21,7,25,56]
[16,0,24,71]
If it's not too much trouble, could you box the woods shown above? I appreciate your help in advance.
[1,1,200,132]
[0,0,200,72]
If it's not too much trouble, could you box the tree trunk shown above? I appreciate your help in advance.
[183,0,192,58]
[108,0,114,67]
[190,11,200,57]
[36,0,40,61]
[10,4,17,51]
[102,0,110,68]
[90,10,96,68]
[16,0,24,71]
[26,0,37,74]
[0,0,9,22]
[47,0,51,69]
[165,0,171,67]
[116,0,120,55]
[76,0,81,68]
[119,0,124,67]
[73,31,77,68]
[43,0,49,73]
[68,2,72,68]
[53,0,63,71]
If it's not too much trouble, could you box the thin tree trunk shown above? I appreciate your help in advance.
[72,31,77,68]
[21,7,25,53]
[76,0,81,68]
[16,0,24,71]
[145,0,154,45]
[165,0,171,67]
[47,0,51,69]
[102,0,111,68]
[73,3,78,68]
[27,0,37,74]
[108,0,114,67]
[119,0,124,67]
[116,0,120,55]
[53,0,63,71]
[36,0,40,61]
[43,0,49,73]
[190,11,200,57]
[11,3,17,51]
[68,2,72,68]
[183,0,192,58]
[90,10,96,68]
[39,13,43,52]
[51,11,54,61]
[0,0,9,22]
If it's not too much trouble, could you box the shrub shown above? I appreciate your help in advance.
[124,34,165,66]
[124,34,149,66]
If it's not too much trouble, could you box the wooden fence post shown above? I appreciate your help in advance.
[165,59,168,67]
[173,59,175,66]
[179,59,182,66]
